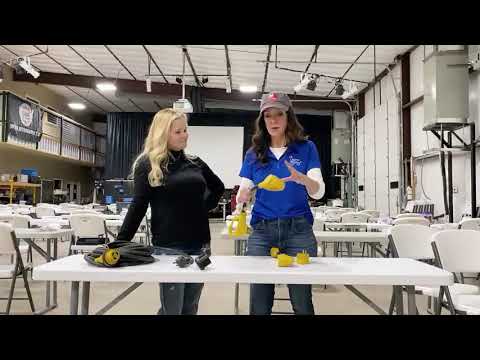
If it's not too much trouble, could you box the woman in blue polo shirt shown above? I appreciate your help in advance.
[236,92,325,315]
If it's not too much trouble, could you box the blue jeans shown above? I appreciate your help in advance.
[247,216,318,315]
[154,247,204,315]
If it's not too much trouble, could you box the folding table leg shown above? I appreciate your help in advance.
[81,282,90,315]
[405,286,417,315]
[394,286,404,315]
[70,282,80,315]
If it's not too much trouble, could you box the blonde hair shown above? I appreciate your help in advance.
[131,108,188,187]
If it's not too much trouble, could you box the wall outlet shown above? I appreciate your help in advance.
[453,185,458,193]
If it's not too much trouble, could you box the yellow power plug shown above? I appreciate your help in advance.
[296,250,310,265]
[270,247,280,258]
[277,254,293,267]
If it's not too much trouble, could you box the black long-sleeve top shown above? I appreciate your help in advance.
[117,151,225,251]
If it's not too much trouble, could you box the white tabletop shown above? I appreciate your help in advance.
[32,254,453,286]
[15,228,74,239]
[314,231,388,244]
[105,219,124,227]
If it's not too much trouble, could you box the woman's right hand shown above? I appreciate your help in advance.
[236,187,252,204]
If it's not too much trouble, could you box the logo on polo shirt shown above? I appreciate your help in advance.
[288,155,302,167]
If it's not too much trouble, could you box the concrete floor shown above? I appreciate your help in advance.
[0,222,463,315]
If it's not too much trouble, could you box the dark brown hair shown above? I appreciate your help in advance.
[251,107,307,164]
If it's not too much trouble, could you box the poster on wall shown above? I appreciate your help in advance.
[7,94,43,143]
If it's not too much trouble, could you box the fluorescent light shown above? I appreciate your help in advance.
[239,85,257,93]
[68,102,86,110]
[96,82,117,92]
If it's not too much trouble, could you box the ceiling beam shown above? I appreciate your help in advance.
[224,45,233,92]
[261,45,272,94]
[304,45,320,74]
[13,71,350,111]
[182,46,202,87]
[104,45,137,80]
[142,45,169,83]
[67,45,105,77]
[327,45,370,97]
[94,89,125,112]
[129,98,144,112]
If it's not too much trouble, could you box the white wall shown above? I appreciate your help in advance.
[356,62,401,216]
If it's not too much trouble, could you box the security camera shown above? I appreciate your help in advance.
[16,57,40,79]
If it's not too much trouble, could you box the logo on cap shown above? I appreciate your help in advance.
[268,93,277,101]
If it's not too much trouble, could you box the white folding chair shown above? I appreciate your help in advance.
[395,213,425,219]
[388,225,480,315]
[0,223,35,314]
[431,230,480,315]
[325,208,349,222]
[359,209,380,218]
[459,218,480,231]
[335,212,372,257]
[393,217,430,226]
[69,214,109,254]
[35,206,56,218]
[69,210,98,215]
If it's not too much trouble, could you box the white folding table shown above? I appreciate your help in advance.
[314,231,390,257]
[33,255,453,315]
[14,228,74,314]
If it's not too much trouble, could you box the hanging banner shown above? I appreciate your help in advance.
[7,94,43,143]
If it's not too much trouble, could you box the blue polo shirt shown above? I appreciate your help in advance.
[239,140,321,225]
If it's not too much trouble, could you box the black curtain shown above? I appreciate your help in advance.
[105,110,333,199]
[105,112,154,179]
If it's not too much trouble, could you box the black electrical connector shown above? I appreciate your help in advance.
[195,251,211,270]
[174,255,194,268]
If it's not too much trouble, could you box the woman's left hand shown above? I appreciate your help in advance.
[282,161,306,185]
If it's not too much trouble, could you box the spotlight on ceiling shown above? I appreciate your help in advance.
[201,76,208,84]
[294,73,319,92]
[335,82,345,96]
[175,77,183,84]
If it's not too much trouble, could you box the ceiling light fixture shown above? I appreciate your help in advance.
[201,76,208,84]
[68,102,86,110]
[239,85,257,93]
[146,77,152,93]
[96,82,117,92]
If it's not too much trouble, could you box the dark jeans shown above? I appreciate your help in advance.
[246,216,318,315]
[153,247,204,315]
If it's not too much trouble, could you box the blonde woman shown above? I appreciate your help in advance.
[117,108,225,315]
